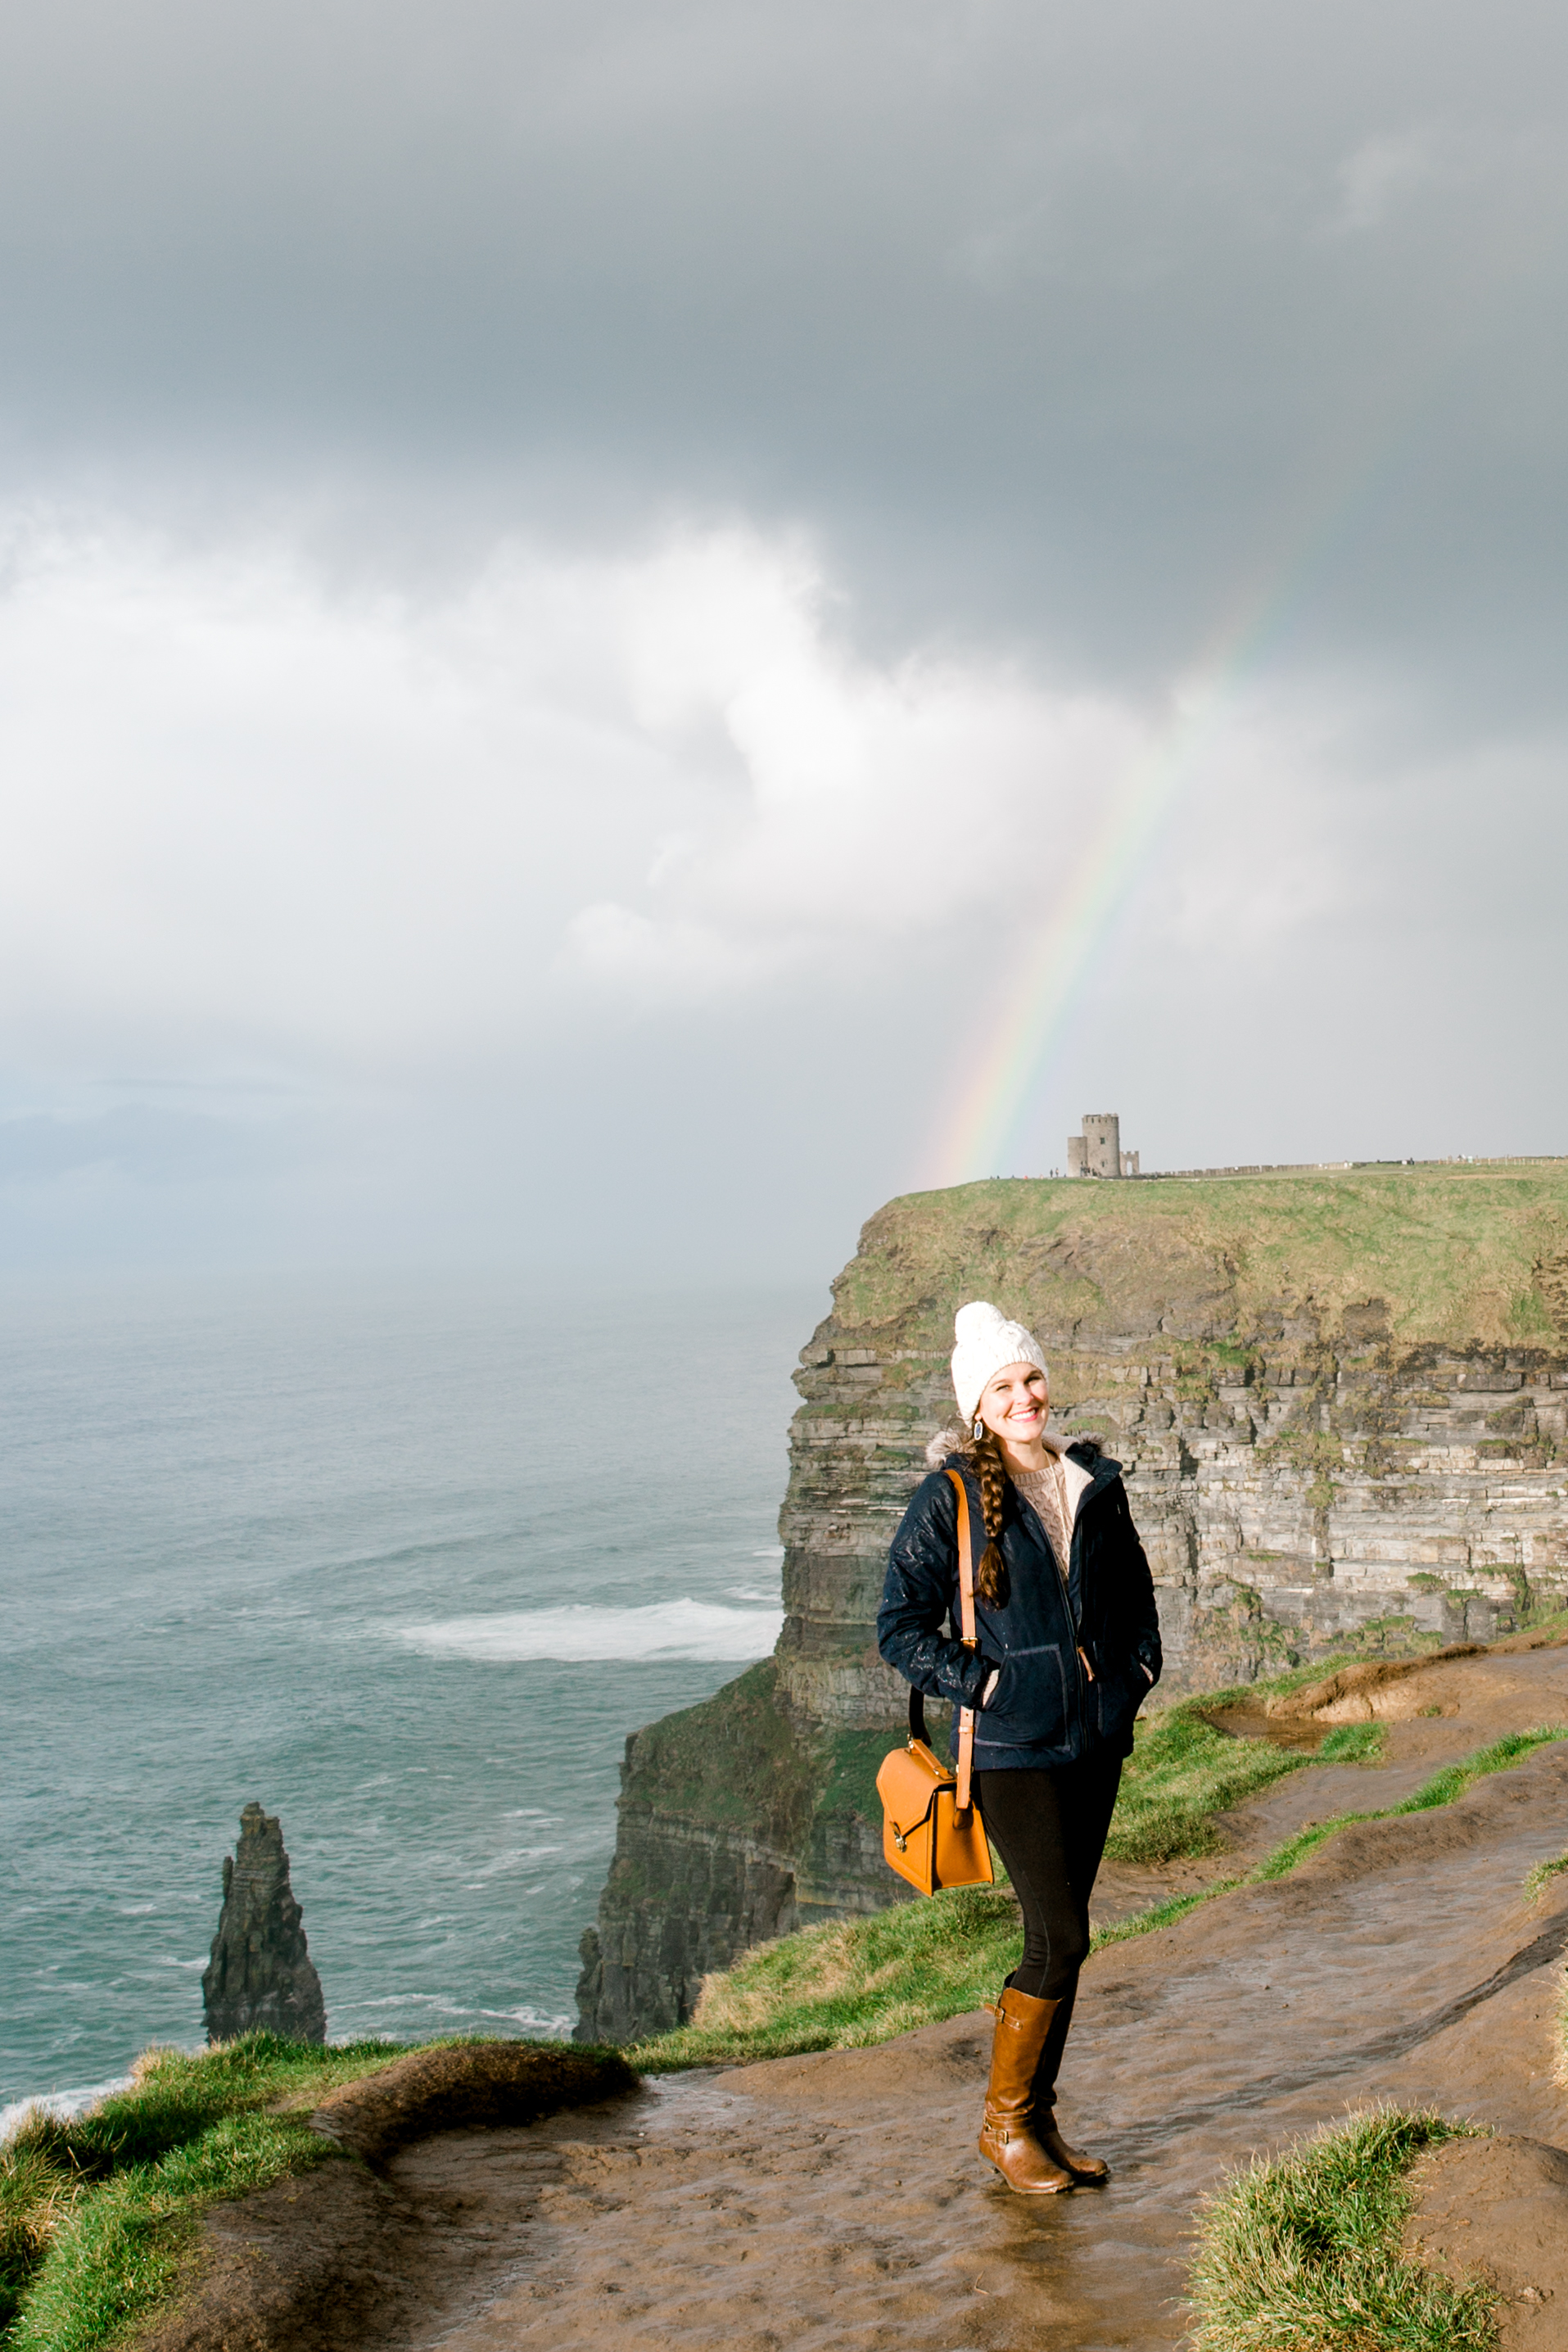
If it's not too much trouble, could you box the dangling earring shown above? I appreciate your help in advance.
[972,1415,984,1441]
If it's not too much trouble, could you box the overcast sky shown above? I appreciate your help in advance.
[3,0,1566,1283]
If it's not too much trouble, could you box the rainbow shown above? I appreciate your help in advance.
[926,689,1211,1187]
[926,434,1397,1187]
[926,718,1193,1187]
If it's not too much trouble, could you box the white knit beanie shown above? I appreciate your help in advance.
[950,1300,1048,1426]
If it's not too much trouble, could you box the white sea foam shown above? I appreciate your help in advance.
[486,2006,576,2038]
[342,1995,575,2038]
[1,2074,133,2145]
[397,1598,784,1664]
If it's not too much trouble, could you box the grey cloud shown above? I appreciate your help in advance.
[4,2,1567,1279]
[1,2,1566,711]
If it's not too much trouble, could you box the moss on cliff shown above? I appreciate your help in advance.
[618,1662,820,1847]
[606,1663,906,1900]
[611,1660,942,1855]
[576,1660,928,2039]
[816,1724,904,1825]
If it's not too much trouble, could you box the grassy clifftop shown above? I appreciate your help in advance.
[831,1162,1568,1355]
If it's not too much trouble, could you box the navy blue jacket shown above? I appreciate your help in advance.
[876,1445,1162,1768]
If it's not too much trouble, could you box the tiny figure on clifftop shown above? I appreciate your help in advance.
[878,1300,1161,2193]
[201,1801,327,2045]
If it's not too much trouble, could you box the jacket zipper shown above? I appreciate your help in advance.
[1014,1465,1095,1732]
[1062,1542,1087,1744]
[1015,1459,1107,1740]
[1063,1463,1116,1730]
[1048,1479,1091,1743]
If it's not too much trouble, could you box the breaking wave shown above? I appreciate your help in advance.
[396,1598,784,1664]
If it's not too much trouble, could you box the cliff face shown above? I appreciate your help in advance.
[577,1165,1568,2040]
[575,1659,901,2041]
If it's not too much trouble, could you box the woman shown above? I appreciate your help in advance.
[877,1300,1161,2194]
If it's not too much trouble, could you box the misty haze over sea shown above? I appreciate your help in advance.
[0,1276,816,2118]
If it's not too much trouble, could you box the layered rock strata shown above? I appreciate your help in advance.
[202,1801,327,2045]
[578,1165,1568,2040]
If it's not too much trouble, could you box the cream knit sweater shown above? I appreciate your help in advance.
[1012,1459,1073,1576]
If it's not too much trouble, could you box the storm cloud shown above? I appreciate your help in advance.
[2,2,1566,1273]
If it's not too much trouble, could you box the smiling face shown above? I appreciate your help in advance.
[975,1360,1049,1448]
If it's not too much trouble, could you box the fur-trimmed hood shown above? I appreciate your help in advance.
[923,1423,1101,1473]
[925,1423,1105,1538]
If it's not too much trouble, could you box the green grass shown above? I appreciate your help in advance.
[630,1882,1025,2069]
[630,1726,1568,2070]
[6,2110,337,2352]
[834,1162,1568,1354]
[1525,1851,1568,1902]
[1396,1728,1566,1813]
[627,1688,1328,2067]
[1098,1685,1386,1870]
[1091,1885,1230,1949]
[1187,2107,1495,2351]
[1248,1726,1568,1884]
[0,2033,603,2352]
[614,1653,1408,2049]
[1317,1722,1388,1763]
[1103,1703,1305,1863]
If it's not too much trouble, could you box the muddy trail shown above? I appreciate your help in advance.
[160,1639,1568,2351]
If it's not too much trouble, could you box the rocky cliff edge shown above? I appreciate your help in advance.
[578,1164,1568,2039]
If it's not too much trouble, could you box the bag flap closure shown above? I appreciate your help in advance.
[876,1739,954,1815]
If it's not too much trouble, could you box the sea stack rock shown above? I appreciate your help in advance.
[201,1802,327,2045]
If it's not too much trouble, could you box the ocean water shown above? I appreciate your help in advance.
[0,1274,819,2118]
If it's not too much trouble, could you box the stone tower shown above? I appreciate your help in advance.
[201,1802,327,2045]
[1081,1112,1121,1177]
[1066,1113,1139,1176]
[1067,1111,1130,1177]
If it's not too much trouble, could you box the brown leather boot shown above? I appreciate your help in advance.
[977,1988,1074,2193]
[1036,2117,1109,2184]
[1031,1984,1109,2183]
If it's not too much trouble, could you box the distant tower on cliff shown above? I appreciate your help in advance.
[1066,1113,1139,1178]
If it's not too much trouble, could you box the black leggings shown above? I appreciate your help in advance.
[975,1757,1123,2002]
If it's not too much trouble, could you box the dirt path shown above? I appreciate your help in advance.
[333,1638,1568,2351]
[169,1639,1568,2350]
[1406,2133,1568,2351]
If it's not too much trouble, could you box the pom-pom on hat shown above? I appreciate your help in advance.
[950,1300,1048,1426]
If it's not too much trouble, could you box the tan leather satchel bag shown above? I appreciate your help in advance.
[876,1468,996,1897]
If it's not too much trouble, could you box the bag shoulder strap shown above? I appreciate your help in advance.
[946,1468,978,1821]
